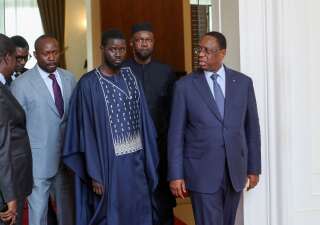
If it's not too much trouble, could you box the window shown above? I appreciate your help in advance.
[2,0,43,69]
[0,0,4,32]
[190,0,213,70]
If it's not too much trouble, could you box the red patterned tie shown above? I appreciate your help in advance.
[48,73,64,117]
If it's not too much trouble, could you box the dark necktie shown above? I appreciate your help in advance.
[48,73,64,118]
[6,76,12,87]
[4,82,10,90]
[211,73,225,118]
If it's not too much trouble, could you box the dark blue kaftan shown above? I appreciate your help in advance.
[62,67,159,225]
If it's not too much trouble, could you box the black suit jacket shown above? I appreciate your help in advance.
[6,68,28,87]
[0,83,33,206]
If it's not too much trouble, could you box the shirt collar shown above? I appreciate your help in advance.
[12,71,21,78]
[204,65,226,81]
[0,73,6,85]
[37,64,58,79]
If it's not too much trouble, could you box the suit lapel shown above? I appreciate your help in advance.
[58,69,70,120]
[192,71,223,122]
[0,83,25,119]
[29,66,60,117]
[224,66,238,118]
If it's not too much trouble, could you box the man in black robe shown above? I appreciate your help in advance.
[123,22,176,225]
[63,29,159,225]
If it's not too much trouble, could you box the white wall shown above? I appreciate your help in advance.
[239,0,320,225]
[213,0,320,224]
[212,0,240,70]
[65,0,87,78]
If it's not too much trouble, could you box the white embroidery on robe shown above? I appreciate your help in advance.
[96,67,143,156]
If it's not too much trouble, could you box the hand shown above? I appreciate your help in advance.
[169,179,188,199]
[92,180,104,195]
[0,200,17,225]
[246,174,259,191]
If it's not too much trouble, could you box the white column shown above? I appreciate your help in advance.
[212,0,241,70]
[239,0,320,225]
[85,0,101,71]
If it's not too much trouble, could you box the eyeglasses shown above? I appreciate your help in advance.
[194,47,221,55]
[134,38,153,44]
[105,47,126,54]
[16,54,32,62]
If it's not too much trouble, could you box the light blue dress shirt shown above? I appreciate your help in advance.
[204,65,226,98]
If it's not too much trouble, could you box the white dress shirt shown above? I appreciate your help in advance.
[0,73,6,85]
[37,65,64,100]
[11,72,19,81]
[204,65,226,98]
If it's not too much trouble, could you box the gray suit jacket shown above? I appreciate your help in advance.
[11,66,77,178]
[0,83,33,204]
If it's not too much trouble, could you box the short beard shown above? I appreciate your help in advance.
[15,66,25,73]
[135,50,152,62]
[104,58,122,70]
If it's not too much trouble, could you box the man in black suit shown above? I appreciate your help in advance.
[124,22,176,225]
[0,33,33,225]
[11,35,29,73]
[6,35,30,86]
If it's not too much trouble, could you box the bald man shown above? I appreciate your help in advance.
[11,35,76,225]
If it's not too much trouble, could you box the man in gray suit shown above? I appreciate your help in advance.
[0,33,33,225]
[11,35,76,225]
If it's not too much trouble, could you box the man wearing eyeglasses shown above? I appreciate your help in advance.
[168,31,261,225]
[123,22,176,225]
[6,36,31,86]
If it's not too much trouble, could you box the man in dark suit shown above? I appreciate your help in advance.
[11,36,29,75]
[0,33,33,225]
[124,22,176,225]
[168,31,261,225]
[5,35,30,86]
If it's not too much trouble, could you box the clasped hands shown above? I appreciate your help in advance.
[0,200,17,225]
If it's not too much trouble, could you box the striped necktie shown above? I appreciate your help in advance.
[211,73,225,118]
[48,73,64,118]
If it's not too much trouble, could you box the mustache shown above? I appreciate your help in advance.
[104,58,123,69]
[135,51,152,61]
